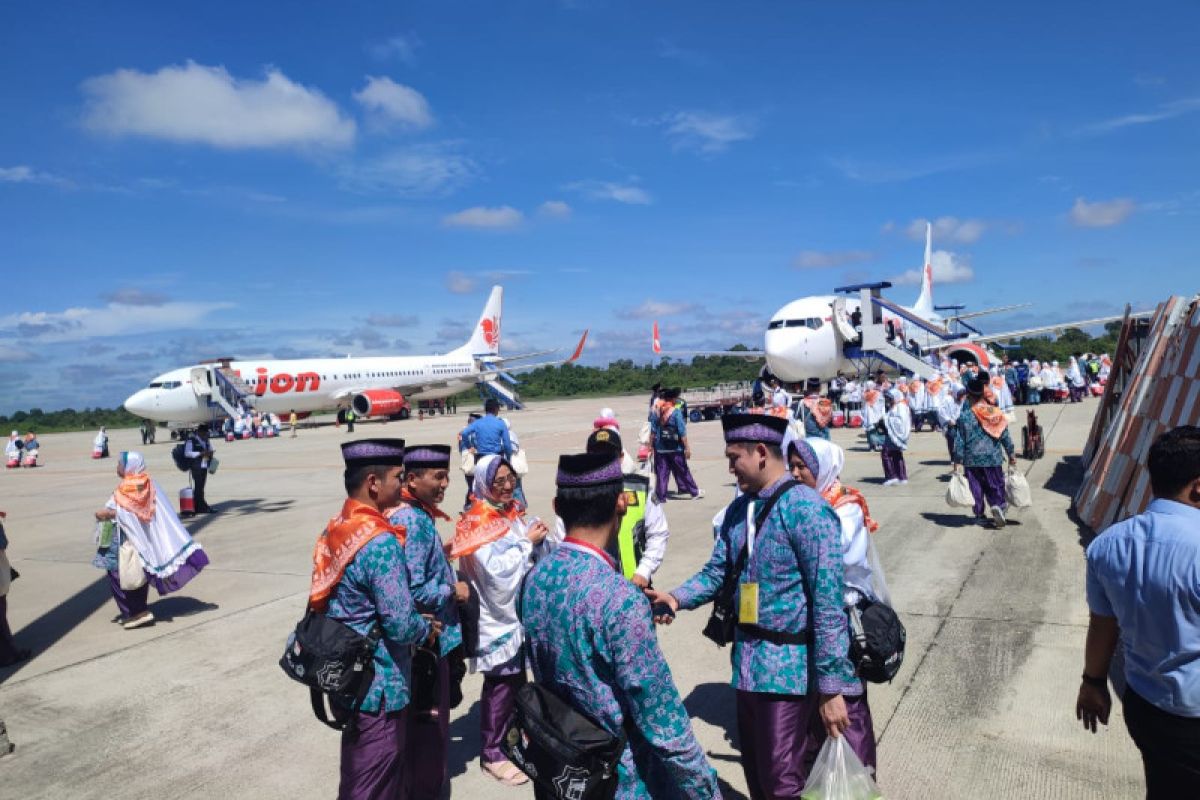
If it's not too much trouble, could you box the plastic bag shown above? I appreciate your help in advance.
[801,736,883,800]
[460,450,476,475]
[510,448,529,476]
[1006,470,1032,508]
[946,473,974,508]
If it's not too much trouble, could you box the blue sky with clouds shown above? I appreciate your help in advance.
[2,2,1197,412]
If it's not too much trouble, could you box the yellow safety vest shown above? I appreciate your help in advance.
[607,474,649,580]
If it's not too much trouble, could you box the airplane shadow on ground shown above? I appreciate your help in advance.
[1038,455,1099,550]
[683,682,749,799]
[1,575,111,684]
[183,498,296,537]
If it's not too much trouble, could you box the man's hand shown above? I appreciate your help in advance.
[1076,681,1111,733]
[630,574,649,590]
[643,588,678,624]
[1009,457,1018,467]
[422,614,444,646]
[684,448,692,460]
[94,509,116,521]
[453,581,470,603]
[819,693,850,738]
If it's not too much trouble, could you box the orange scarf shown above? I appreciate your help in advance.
[655,399,677,427]
[802,397,833,426]
[449,498,523,559]
[864,389,881,407]
[309,499,406,612]
[822,482,879,534]
[928,378,944,397]
[971,400,1009,439]
[386,488,452,523]
[114,473,156,523]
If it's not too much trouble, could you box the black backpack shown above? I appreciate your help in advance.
[171,441,192,472]
[848,598,906,683]
[280,610,382,731]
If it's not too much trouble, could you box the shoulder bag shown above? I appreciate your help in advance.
[280,609,382,732]
[702,480,800,647]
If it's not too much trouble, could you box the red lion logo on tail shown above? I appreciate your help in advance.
[480,316,501,349]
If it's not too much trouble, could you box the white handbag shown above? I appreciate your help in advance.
[460,450,476,475]
[510,448,529,476]
[1006,470,1033,508]
[119,540,148,591]
[946,473,975,508]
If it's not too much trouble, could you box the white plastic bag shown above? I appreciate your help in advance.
[119,541,148,591]
[801,736,883,800]
[460,450,476,475]
[1006,470,1032,508]
[946,472,974,508]
[510,447,529,476]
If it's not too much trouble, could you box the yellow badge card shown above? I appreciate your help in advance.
[739,582,760,625]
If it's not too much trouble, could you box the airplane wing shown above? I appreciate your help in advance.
[968,312,1151,345]
[484,330,590,372]
[651,321,764,358]
[944,303,1033,322]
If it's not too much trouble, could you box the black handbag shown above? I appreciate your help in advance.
[501,574,626,799]
[847,598,906,683]
[279,610,382,731]
[703,481,800,647]
[410,644,440,714]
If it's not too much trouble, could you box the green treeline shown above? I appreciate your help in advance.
[1003,323,1121,365]
[513,349,762,399]
[1,406,145,434]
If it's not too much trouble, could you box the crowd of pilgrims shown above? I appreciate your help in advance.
[291,379,930,800]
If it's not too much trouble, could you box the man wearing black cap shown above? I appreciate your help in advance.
[308,439,436,800]
[521,452,719,798]
[387,444,467,799]
[648,387,703,502]
[647,413,860,798]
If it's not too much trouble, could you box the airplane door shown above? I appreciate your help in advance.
[831,297,857,343]
[190,367,213,397]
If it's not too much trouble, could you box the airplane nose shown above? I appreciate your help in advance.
[124,389,154,417]
[765,330,808,382]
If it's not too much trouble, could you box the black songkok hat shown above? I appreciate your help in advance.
[661,387,682,400]
[722,413,788,445]
[966,370,990,395]
[556,452,623,489]
[404,444,451,470]
[586,428,623,455]
[341,438,406,469]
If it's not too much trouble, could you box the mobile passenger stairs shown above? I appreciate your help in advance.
[833,282,961,380]
[475,362,525,411]
[189,358,258,427]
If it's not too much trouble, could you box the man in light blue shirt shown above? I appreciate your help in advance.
[1077,425,1200,797]
[462,399,512,460]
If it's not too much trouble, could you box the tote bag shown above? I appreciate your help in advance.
[119,540,148,591]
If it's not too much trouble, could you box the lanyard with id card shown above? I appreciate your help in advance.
[739,501,760,625]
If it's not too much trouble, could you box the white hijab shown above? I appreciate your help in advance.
[884,389,911,449]
[809,437,843,495]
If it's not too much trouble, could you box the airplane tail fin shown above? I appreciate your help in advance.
[455,285,503,356]
[912,221,934,316]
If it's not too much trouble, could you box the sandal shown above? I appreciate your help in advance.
[481,760,530,786]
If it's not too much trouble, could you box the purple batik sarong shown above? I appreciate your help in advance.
[880,447,907,481]
[106,570,149,619]
[737,689,877,799]
[339,707,407,800]
[479,669,526,764]
[653,451,699,502]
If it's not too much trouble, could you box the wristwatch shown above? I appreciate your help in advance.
[1081,672,1108,690]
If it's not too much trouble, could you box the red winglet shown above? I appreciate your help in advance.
[568,330,588,362]
[652,321,662,354]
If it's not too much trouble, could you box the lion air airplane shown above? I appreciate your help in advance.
[124,286,587,427]
[653,223,1140,382]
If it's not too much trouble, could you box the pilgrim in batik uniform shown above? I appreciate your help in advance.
[310,438,432,800]
[522,452,720,799]
[387,443,462,800]
[799,378,833,439]
[952,371,1017,527]
[666,414,860,799]
[648,387,702,502]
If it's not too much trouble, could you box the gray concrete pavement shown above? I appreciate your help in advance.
[0,397,1144,798]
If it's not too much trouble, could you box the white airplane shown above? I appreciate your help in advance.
[124,286,588,427]
[653,223,1143,382]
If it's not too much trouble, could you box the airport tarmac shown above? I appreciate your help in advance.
[0,395,1145,799]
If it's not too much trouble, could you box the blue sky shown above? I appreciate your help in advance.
[2,2,1197,413]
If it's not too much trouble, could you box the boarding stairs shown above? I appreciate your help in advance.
[834,283,951,379]
[190,364,257,421]
[476,369,525,411]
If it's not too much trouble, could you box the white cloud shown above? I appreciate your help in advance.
[0,165,71,187]
[662,111,755,154]
[367,33,422,64]
[442,205,524,230]
[904,216,988,244]
[567,179,652,205]
[338,144,476,196]
[0,343,36,363]
[892,250,974,286]
[537,200,571,219]
[81,61,356,149]
[102,288,170,306]
[615,300,697,320]
[1079,96,1200,135]
[793,250,873,269]
[353,76,433,130]
[2,300,233,343]
[445,271,477,294]
[1069,197,1136,228]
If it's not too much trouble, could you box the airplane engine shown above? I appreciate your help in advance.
[943,342,992,369]
[351,389,409,419]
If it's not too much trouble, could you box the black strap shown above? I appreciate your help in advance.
[737,624,811,645]
[732,479,802,578]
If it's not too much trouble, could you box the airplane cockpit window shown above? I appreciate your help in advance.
[149,382,163,388]
[160,381,182,389]
[806,318,825,330]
